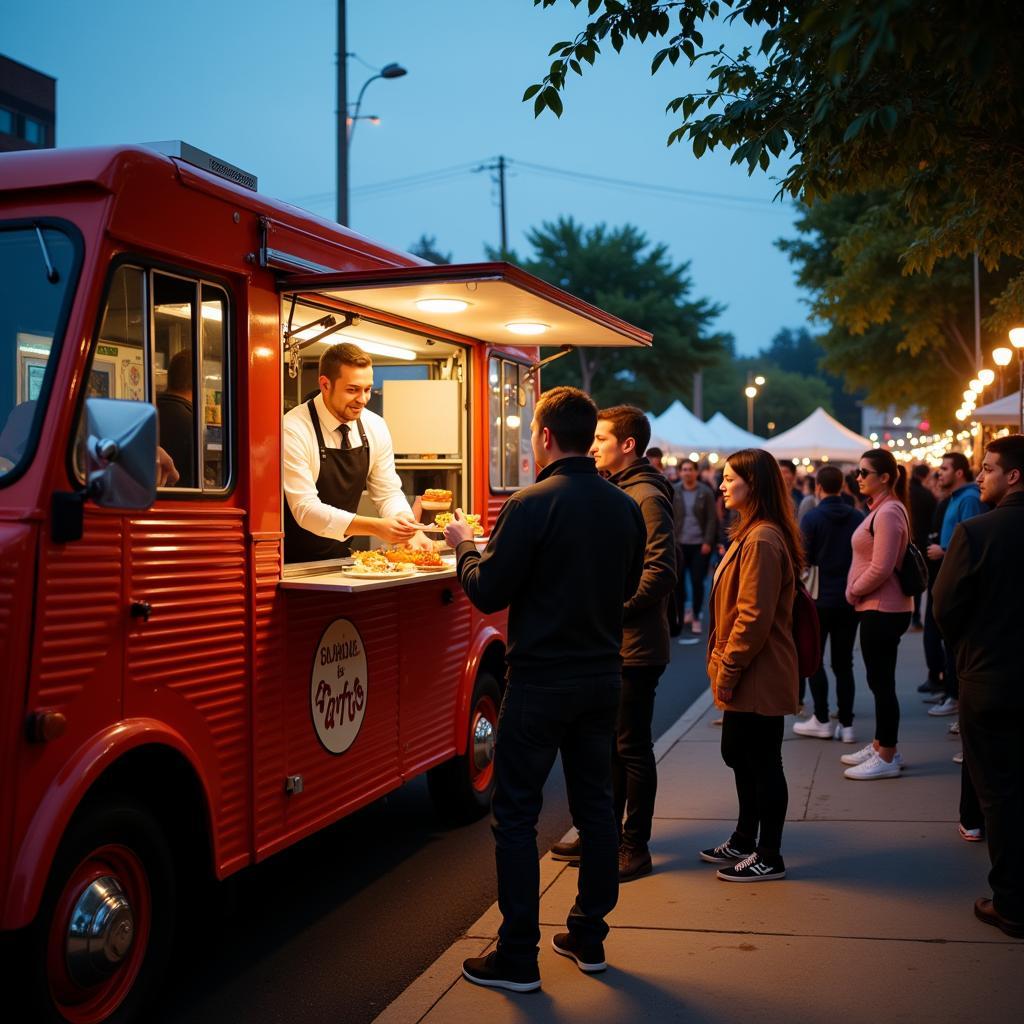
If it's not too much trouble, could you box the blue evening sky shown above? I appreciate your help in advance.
[1,0,808,355]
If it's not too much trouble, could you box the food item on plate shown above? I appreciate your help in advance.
[433,512,483,536]
[349,550,414,575]
[385,546,445,567]
[420,488,453,510]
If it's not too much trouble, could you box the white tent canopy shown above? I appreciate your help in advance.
[705,412,765,451]
[648,400,719,453]
[971,391,1021,425]
[761,406,872,463]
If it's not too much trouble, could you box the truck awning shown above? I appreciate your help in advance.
[278,261,652,348]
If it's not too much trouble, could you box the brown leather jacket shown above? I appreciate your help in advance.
[706,521,799,716]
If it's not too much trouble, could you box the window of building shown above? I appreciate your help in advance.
[22,116,46,146]
[488,355,536,491]
[75,264,232,492]
[0,108,14,135]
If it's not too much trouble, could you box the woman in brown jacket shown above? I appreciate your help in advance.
[701,448,802,881]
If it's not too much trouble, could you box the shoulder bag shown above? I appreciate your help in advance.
[868,505,928,597]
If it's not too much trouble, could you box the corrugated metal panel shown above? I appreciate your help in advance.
[251,537,287,853]
[398,581,470,774]
[487,492,508,531]
[281,590,400,837]
[34,516,122,706]
[126,512,249,869]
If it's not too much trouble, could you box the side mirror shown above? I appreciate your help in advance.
[85,398,157,509]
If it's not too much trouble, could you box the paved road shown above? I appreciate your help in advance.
[156,635,710,1024]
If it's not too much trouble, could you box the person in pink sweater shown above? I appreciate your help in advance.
[842,449,914,780]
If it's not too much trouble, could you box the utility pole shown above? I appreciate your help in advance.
[336,0,348,225]
[972,251,981,371]
[474,156,509,256]
[692,370,703,420]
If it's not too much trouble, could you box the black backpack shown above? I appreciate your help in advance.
[868,505,929,597]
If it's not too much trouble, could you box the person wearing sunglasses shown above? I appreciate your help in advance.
[841,450,915,779]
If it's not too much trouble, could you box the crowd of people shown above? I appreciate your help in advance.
[439,387,1024,993]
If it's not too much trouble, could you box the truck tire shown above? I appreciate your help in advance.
[428,671,501,824]
[26,796,175,1024]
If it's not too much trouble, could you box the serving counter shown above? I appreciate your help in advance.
[280,555,458,593]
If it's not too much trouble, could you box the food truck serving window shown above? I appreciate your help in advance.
[0,222,80,485]
[489,356,536,492]
[72,263,233,493]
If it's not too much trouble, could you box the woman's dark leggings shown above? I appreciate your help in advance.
[720,711,787,858]
[858,610,912,748]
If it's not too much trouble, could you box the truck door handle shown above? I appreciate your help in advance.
[130,600,153,622]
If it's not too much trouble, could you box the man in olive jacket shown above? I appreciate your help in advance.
[933,434,1024,939]
[445,387,645,990]
[551,405,676,882]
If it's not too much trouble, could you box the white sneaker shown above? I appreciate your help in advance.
[835,724,857,744]
[844,752,902,780]
[840,742,877,766]
[953,751,964,764]
[928,697,959,717]
[793,716,834,739]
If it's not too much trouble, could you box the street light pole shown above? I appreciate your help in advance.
[336,0,348,225]
[1010,329,1024,433]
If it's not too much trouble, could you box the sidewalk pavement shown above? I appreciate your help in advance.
[373,634,1022,1024]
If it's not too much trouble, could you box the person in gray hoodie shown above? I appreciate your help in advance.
[552,405,677,882]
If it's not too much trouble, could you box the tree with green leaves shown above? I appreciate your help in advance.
[526,1,1024,324]
[515,216,729,410]
[777,194,1022,419]
[409,234,452,264]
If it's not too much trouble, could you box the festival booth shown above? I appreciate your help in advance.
[761,406,872,463]
[971,391,1021,426]
[648,400,719,454]
[705,411,766,452]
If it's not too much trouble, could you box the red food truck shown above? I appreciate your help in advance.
[0,142,650,1022]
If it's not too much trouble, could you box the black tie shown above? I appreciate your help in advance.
[339,423,352,450]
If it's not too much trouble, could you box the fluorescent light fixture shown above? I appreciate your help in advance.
[19,345,52,357]
[505,322,548,336]
[345,336,416,361]
[416,298,469,314]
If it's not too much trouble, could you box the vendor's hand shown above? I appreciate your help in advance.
[701,543,712,556]
[375,515,418,544]
[407,528,433,551]
[926,544,944,561]
[156,445,179,487]
[443,507,475,548]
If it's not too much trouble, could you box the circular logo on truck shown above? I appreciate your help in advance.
[310,619,368,755]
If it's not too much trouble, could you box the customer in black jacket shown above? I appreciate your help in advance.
[551,405,676,882]
[933,434,1024,938]
[909,465,937,628]
[794,465,864,742]
[446,386,645,989]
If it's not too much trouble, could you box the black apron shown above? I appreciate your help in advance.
[284,399,370,563]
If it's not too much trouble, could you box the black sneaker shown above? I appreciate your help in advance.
[699,839,753,864]
[716,851,786,882]
[618,843,652,882]
[462,951,541,992]
[550,836,580,863]
[917,678,943,693]
[552,931,607,973]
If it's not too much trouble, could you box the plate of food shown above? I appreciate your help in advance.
[384,546,452,572]
[431,512,484,536]
[420,488,453,511]
[340,550,418,579]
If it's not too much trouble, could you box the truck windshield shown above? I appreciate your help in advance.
[0,223,78,483]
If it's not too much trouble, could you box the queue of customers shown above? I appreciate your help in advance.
[441,388,1024,993]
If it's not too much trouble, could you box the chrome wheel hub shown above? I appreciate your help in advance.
[472,712,496,772]
[66,875,135,985]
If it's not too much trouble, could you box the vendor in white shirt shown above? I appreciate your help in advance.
[283,342,428,562]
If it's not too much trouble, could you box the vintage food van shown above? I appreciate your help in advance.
[0,142,650,1022]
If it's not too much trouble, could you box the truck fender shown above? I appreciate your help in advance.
[454,627,505,756]
[3,719,217,929]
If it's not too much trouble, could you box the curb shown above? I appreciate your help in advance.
[370,685,715,1024]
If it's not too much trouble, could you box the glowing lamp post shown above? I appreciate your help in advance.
[993,346,1013,398]
[1009,328,1024,432]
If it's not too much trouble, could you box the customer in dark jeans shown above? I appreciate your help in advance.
[934,434,1024,937]
[445,386,644,990]
[909,464,937,629]
[920,490,951,695]
[552,406,676,881]
[672,458,718,636]
[794,465,863,743]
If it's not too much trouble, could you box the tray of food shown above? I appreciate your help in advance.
[340,550,418,579]
[428,512,484,536]
[384,546,453,573]
[420,488,453,511]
